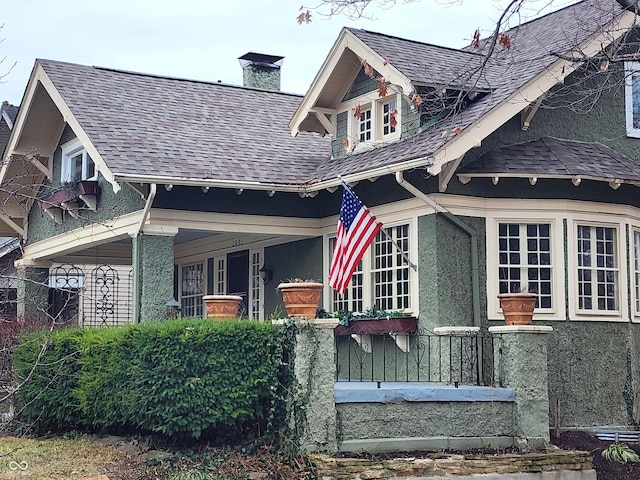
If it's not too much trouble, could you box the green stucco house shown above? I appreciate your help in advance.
[3,0,640,433]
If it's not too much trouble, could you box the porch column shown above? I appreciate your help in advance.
[16,263,50,322]
[132,233,175,322]
[488,325,553,449]
[282,318,339,453]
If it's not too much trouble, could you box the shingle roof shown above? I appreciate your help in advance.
[309,0,627,183]
[1,102,18,128]
[38,60,331,186]
[458,137,640,183]
[347,29,493,90]
[37,0,629,188]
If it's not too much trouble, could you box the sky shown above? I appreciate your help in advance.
[0,0,578,106]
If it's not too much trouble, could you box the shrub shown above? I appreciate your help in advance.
[602,442,640,464]
[13,318,287,439]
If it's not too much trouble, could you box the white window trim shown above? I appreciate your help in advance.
[630,226,640,322]
[60,138,97,183]
[338,91,401,152]
[486,212,566,321]
[324,212,418,316]
[175,245,266,321]
[568,217,628,322]
[624,61,640,138]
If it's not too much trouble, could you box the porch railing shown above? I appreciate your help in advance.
[335,331,500,387]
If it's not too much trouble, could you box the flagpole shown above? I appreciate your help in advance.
[380,228,418,271]
[340,179,417,272]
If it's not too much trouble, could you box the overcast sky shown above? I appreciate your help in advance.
[1,0,577,106]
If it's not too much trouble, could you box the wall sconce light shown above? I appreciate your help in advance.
[259,265,273,285]
[165,298,181,318]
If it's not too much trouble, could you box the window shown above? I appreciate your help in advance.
[181,263,204,317]
[487,214,564,320]
[633,230,640,316]
[497,222,553,309]
[359,107,372,142]
[381,99,397,136]
[342,93,401,150]
[61,140,96,183]
[576,225,619,313]
[329,222,412,313]
[625,62,640,138]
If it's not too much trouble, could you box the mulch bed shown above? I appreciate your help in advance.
[552,430,640,480]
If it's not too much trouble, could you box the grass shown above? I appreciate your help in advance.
[0,435,125,479]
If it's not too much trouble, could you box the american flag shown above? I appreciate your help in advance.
[329,184,382,294]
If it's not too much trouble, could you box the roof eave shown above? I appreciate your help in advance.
[289,28,413,137]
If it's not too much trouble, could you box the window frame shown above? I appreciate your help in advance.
[60,139,97,183]
[632,227,640,321]
[568,218,628,321]
[486,213,565,321]
[325,216,417,315]
[338,92,402,151]
[624,61,640,138]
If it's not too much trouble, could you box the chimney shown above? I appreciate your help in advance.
[238,52,284,91]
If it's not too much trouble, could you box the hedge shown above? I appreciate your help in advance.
[13,318,288,439]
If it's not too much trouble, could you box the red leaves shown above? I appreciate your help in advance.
[389,110,398,129]
[297,7,312,24]
[410,93,423,106]
[343,137,350,151]
[360,59,390,98]
[498,33,511,49]
[471,29,511,49]
[376,78,388,97]
[353,104,361,118]
[454,126,462,136]
[363,61,374,78]
[471,29,481,48]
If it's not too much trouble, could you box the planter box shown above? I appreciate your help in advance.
[38,180,101,212]
[334,317,417,336]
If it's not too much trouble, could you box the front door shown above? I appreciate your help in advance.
[227,250,249,317]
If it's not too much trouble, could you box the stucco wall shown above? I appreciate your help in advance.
[418,214,486,331]
[264,237,324,318]
[337,401,515,441]
[27,127,144,246]
[134,234,174,322]
[542,321,639,429]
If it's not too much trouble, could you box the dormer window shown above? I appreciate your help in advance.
[625,61,640,138]
[342,93,401,152]
[61,139,96,183]
[359,107,372,142]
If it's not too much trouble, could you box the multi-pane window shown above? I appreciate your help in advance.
[181,263,204,317]
[577,225,618,312]
[329,223,412,313]
[634,230,640,315]
[215,258,225,294]
[373,224,410,311]
[359,108,372,142]
[625,62,640,137]
[61,140,96,183]
[250,251,261,320]
[382,100,397,136]
[329,238,363,313]
[498,223,552,309]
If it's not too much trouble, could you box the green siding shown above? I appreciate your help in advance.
[27,126,145,245]
[263,237,323,318]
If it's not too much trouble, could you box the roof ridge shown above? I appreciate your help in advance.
[37,58,304,98]
[345,27,484,57]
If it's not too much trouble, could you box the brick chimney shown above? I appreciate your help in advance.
[238,52,284,91]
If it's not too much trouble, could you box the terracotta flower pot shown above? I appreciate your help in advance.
[277,282,323,318]
[202,295,242,320]
[497,293,537,325]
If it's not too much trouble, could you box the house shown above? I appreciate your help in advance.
[2,0,640,433]
[0,101,18,159]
